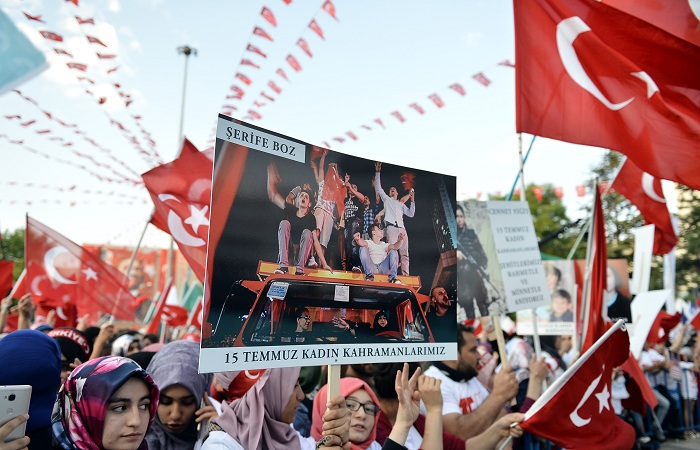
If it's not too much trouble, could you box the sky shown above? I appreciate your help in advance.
[0,0,677,249]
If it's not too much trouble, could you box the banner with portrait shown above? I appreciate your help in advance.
[200,116,457,372]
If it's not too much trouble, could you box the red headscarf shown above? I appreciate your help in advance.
[311,377,380,450]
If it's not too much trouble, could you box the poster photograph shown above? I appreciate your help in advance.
[516,260,577,336]
[200,116,458,372]
[457,200,550,320]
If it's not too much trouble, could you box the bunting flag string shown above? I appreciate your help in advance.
[20,11,162,169]
[2,113,140,184]
[0,181,146,202]
[322,59,508,147]
[12,90,143,180]
[71,14,163,165]
[238,0,339,124]
[0,198,147,207]
[0,135,141,186]
[455,181,620,202]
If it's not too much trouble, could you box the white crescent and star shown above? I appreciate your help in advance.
[82,267,98,281]
[157,194,208,247]
[569,364,612,427]
[44,246,78,285]
[556,16,659,110]
[641,173,666,203]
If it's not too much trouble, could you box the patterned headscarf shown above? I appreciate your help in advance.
[52,356,160,450]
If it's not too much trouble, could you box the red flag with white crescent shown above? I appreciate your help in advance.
[611,158,677,254]
[75,16,95,25]
[268,81,282,94]
[25,217,135,321]
[235,73,252,86]
[514,0,700,190]
[23,12,45,23]
[261,6,277,27]
[97,53,116,60]
[253,26,274,42]
[240,59,260,69]
[472,72,491,87]
[39,30,63,42]
[66,62,88,71]
[409,103,424,114]
[449,83,466,96]
[142,139,213,282]
[576,185,586,197]
[287,54,302,72]
[322,0,338,19]
[86,35,107,47]
[391,111,406,123]
[321,163,346,216]
[309,20,324,39]
[297,38,313,57]
[276,68,289,81]
[428,93,444,108]
[521,322,635,449]
[246,44,267,58]
[54,48,73,57]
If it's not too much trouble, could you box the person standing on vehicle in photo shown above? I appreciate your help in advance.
[267,161,331,275]
[374,162,414,276]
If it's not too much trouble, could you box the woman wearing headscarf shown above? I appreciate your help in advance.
[112,334,142,357]
[202,367,350,450]
[52,356,160,450]
[0,330,62,449]
[312,377,382,450]
[145,341,217,450]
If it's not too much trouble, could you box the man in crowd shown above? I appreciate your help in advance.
[423,324,519,440]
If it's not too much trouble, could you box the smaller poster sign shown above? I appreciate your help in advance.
[517,260,576,336]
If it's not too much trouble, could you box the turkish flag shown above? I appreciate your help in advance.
[96,53,116,60]
[66,62,87,71]
[576,184,586,197]
[297,38,312,57]
[449,83,466,96]
[23,12,45,23]
[39,30,63,42]
[246,44,267,58]
[235,73,252,86]
[86,35,106,47]
[322,0,338,19]
[514,0,700,190]
[647,311,681,344]
[25,217,135,321]
[603,0,700,47]
[0,261,12,296]
[391,111,406,123]
[75,16,95,25]
[621,353,658,413]
[472,72,491,87]
[428,93,444,108]
[268,81,282,94]
[309,20,324,39]
[145,279,172,335]
[321,163,346,217]
[253,26,273,42]
[54,48,73,57]
[553,186,564,199]
[532,187,543,202]
[142,139,213,282]
[521,321,635,449]
[581,184,609,352]
[240,59,260,69]
[611,158,677,254]
[287,55,302,72]
[161,304,188,327]
[276,68,289,81]
[261,6,277,27]
[409,103,424,114]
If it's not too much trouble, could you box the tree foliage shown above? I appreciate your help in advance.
[675,185,700,299]
[0,228,25,280]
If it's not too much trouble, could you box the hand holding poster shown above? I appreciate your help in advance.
[200,116,457,372]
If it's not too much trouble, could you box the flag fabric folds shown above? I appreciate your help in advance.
[25,217,135,320]
[611,158,677,254]
[142,139,213,282]
[521,320,635,449]
[581,184,608,352]
[514,0,700,190]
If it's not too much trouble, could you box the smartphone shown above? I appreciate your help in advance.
[0,385,31,443]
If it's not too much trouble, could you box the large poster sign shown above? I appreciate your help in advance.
[200,116,457,372]
[456,200,549,319]
[516,260,576,336]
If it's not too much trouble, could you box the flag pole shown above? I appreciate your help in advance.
[505,135,536,201]
[577,179,599,354]
[109,217,150,323]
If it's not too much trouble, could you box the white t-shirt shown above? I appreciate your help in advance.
[424,365,490,416]
[366,240,390,265]
[202,430,381,450]
[639,349,667,388]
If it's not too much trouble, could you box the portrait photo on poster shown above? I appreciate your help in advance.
[199,116,458,372]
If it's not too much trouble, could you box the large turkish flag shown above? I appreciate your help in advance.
[515,0,700,190]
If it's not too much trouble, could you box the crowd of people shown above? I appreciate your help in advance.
[2,287,700,450]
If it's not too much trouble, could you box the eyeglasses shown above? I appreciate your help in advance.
[346,398,380,416]
[299,315,311,321]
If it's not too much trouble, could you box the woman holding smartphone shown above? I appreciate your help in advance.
[52,356,160,450]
